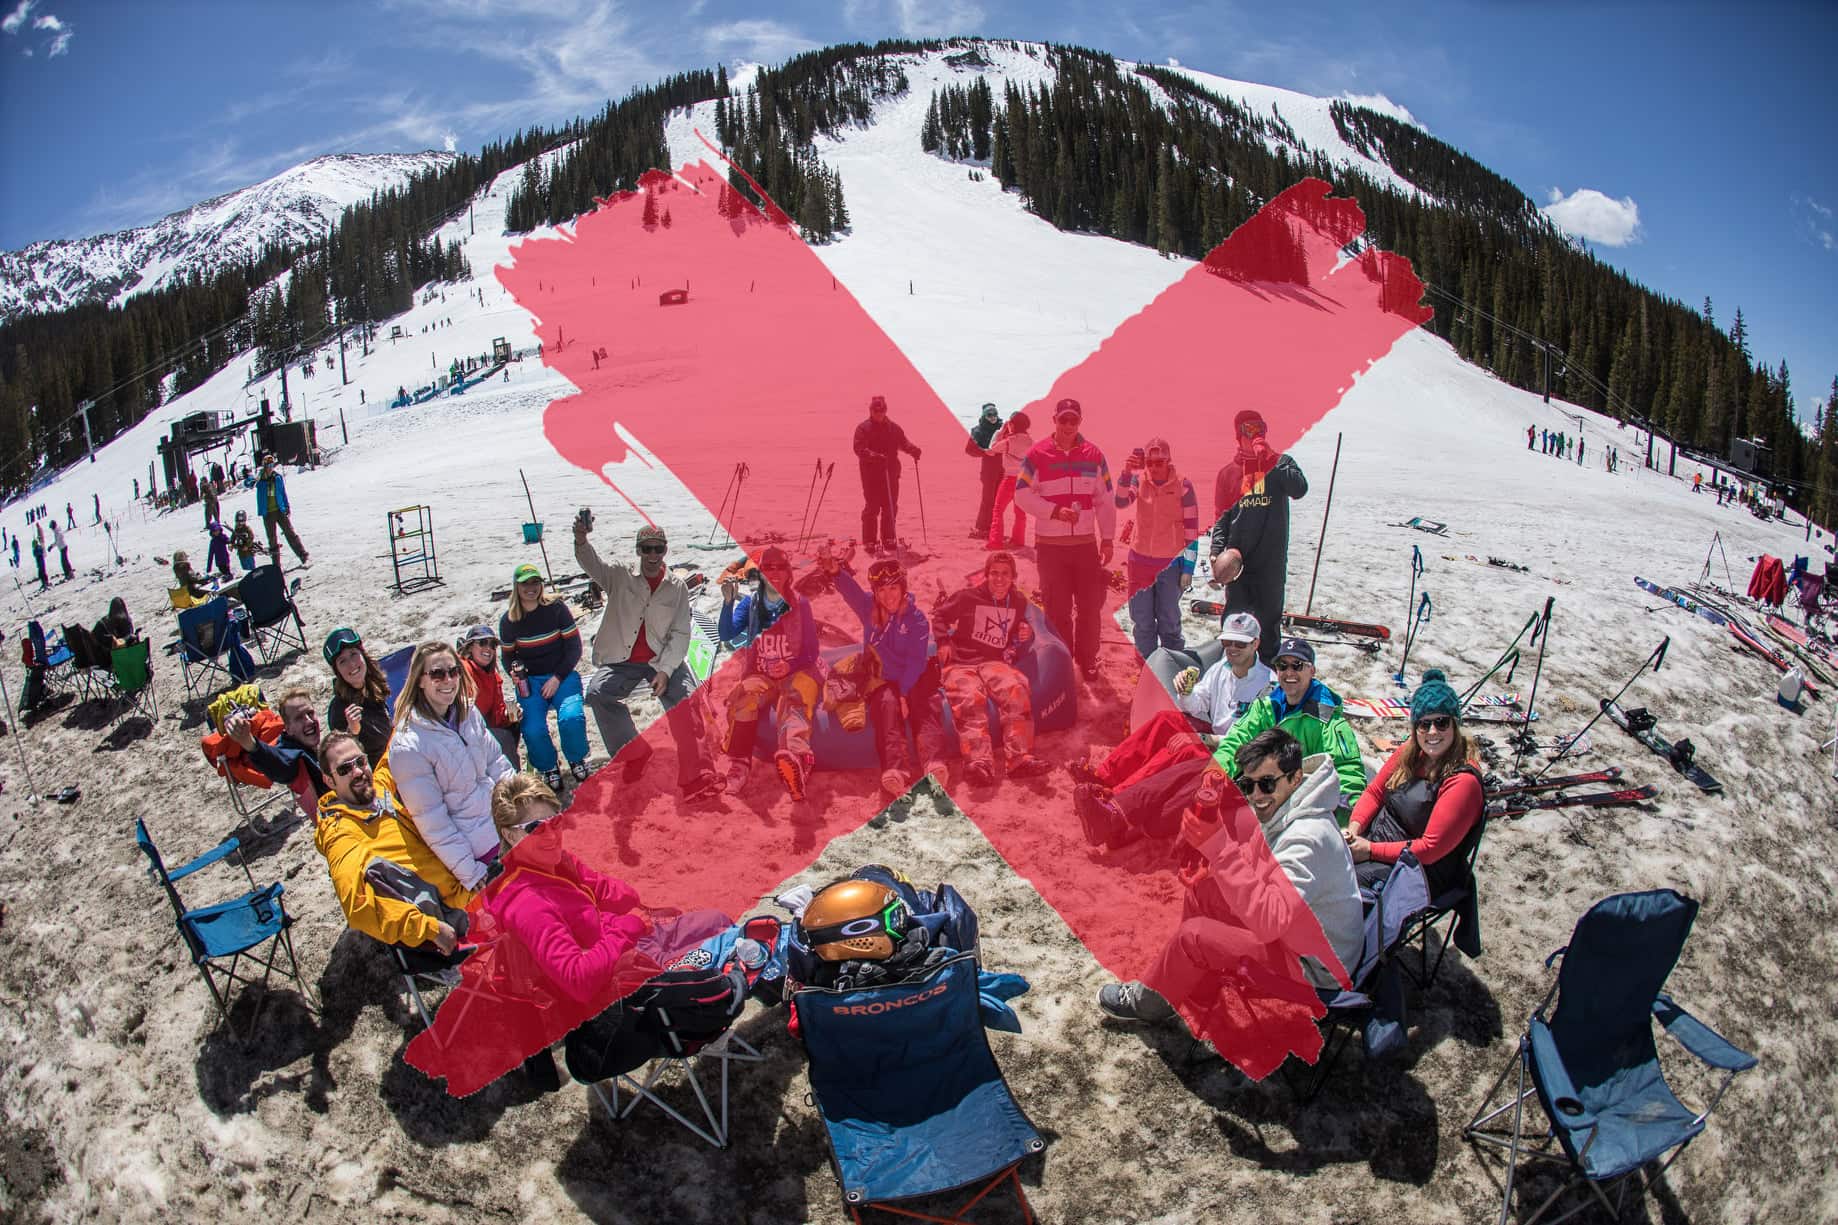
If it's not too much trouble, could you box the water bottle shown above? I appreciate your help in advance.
[733,938,768,971]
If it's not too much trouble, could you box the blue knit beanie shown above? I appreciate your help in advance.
[1410,668,1461,725]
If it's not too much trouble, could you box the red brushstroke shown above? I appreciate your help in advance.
[407,158,1427,1093]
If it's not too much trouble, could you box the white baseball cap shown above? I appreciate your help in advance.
[1219,612,1261,644]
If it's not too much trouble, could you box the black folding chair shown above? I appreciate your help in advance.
[238,565,307,665]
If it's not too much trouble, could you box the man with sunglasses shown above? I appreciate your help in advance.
[719,546,822,797]
[853,394,923,556]
[1013,396,1116,681]
[575,515,718,799]
[1210,636,1366,813]
[312,732,475,984]
[1209,410,1307,666]
[1097,726,1363,1025]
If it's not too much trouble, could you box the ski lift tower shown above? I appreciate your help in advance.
[388,505,443,594]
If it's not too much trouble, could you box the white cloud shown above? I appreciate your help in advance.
[1541,186,1642,247]
[842,0,985,38]
[701,19,816,63]
[443,131,458,153]
[1,0,34,35]
[1789,193,1835,254]
[4,1,71,55]
[30,10,56,27]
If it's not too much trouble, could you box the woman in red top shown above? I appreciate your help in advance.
[457,624,521,768]
[1344,669,1485,896]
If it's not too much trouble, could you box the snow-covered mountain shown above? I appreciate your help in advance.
[0,152,455,321]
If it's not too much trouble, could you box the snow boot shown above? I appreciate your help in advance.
[774,750,811,800]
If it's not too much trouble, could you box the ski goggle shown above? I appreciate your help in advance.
[1237,418,1268,439]
[800,895,909,949]
[867,559,905,585]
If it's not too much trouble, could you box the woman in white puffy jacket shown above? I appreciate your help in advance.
[386,640,516,891]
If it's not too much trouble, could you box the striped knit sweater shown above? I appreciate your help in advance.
[499,601,583,678]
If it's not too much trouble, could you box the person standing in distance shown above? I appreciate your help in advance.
[1013,397,1116,681]
[852,394,922,556]
[1209,410,1306,666]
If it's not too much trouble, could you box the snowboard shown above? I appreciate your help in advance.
[1601,699,1722,793]
[1390,516,1449,536]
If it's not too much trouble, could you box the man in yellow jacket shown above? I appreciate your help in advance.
[313,732,475,979]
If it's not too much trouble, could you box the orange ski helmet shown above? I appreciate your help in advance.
[800,878,908,962]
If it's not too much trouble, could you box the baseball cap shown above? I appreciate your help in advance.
[635,523,668,546]
[323,626,362,666]
[1274,636,1315,666]
[458,624,498,647]
[758,546,792,571]
[1054,397,1082,421]
[512,563,543,584]
[1144,436,1171,460]
[1218,612,1260,644]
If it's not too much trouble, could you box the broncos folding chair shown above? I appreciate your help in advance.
[176,597,257,701]
[109,640,159,722]
[795,952,1045,1223]
[238,564,308,665]
[134,817,315,1039]
[1465,889,1757,1225]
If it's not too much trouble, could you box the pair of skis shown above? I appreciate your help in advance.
[1486,766,1656,818]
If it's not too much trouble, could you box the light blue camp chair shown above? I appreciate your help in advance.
[1465,889,1756,1225]
[135,818,315,1039]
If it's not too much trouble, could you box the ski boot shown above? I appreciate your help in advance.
[774,750,812,800]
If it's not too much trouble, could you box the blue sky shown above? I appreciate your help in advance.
[2,0,1833,419]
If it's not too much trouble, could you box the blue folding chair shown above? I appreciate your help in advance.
[379,644,414,715]
[134,818,315,1039]
[237,564,307,665]
[26,620,74,702]
[794,953,1045,1223]
[176,597,257,701]
[1464,889,1757,1225]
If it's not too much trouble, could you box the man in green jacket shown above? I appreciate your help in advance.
[1210,636,1365,812]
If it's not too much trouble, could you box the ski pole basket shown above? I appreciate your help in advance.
[388,505,444,595]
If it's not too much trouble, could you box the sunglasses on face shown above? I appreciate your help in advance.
[332,754,370,779]
[424,665,461,682]
[1238,420,1268,439]
[1273,659,1309,673]
[1415,715,1455,733]
[637,543,667,555]
[1236,769,1294,796]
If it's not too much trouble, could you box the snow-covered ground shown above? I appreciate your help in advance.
[2,44,1833,1225]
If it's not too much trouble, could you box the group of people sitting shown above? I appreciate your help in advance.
[1069,613,1486,1028]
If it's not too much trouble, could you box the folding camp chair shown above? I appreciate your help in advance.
[26,621,74,702]
[109,640,159,722]
[60,623,109,702]
[379,644,414,712]
[1465,889,1757,1225]
[1391,815,1487,989]
[134,817,315,1039]
[580,959,764,1148]
[1283,852,1435,1102]
[176,597,256,701]
[795,952,1045,1223]
[238,564,307,665]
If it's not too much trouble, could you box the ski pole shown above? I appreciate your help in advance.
[707,462,742,546]
[1396,545,1422,678]
[795,457,822,548]
[1460,610,1541,708]
[802,462,836,550]
[1535,636,1669,780]
[1512,596,1557,775]
[1394,592,1431,686]
[519,468,554,583]
[1303,431,1342,616]
[911,457,928,548]
[729,461,750,547]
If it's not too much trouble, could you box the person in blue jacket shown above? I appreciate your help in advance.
[254,452,309,568]
[718,546,821,798]
[826,551,946,802]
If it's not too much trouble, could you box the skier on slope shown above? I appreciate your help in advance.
[1209,409,1307,666]
[852,395,922,556]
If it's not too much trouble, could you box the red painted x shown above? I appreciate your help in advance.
[408,160,1428,1094]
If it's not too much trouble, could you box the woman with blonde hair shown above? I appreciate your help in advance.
[498,563,589,793]
[1343,669,1486,894]
[388,639,515,892]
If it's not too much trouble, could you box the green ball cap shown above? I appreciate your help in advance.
[513,563,543,584]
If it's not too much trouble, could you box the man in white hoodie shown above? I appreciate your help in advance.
[575,513,719,799]
[1097,727,1364,1024]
